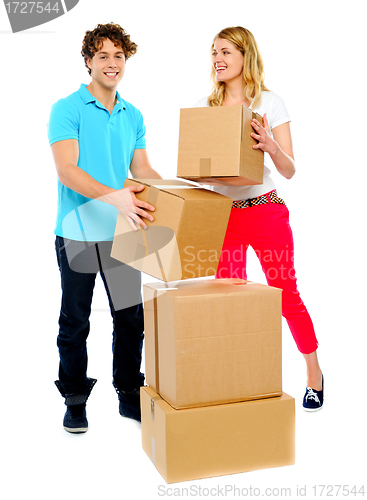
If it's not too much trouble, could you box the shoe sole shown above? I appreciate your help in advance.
[120,414,141,423]
[119,409,141,423]
[303,405,323,412]
[63,426,88,433]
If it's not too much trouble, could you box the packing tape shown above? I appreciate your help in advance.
[152,185,200,190]
[200,158,211,177]
[132,228,149,271]
[134,227,168,282]
[141,228,149,256]
[155,251,167,282]
[147,185,159,206]
[153,291,160,392]
[134,243,147,265]
[151,436,156,465]
[150,395,161,421]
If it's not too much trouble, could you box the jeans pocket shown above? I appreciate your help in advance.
[58,238,71,253]
[56,237,72,271]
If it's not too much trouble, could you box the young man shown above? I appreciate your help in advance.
[48,23,161,433]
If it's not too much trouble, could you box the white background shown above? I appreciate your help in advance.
[1,0,366,498]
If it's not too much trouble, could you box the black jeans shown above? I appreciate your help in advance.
[55,236,145,397]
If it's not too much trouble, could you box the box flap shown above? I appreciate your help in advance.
[239,107,264,184]
[127,178,216,201]
[144,278,281,297]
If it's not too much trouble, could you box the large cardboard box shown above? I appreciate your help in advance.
[143,278,282,409]
[141,386,295,484]
[111,179,232,282]
[177,105,264,186]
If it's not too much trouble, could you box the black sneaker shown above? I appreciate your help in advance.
[116,387,142,422]
[303,375,324,412]
[55,378,97,433]
[63,403,88,433]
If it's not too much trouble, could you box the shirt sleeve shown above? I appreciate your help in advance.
[134,110,146,149]
[269,93,291,130]
[47,98,79,146]
[194,96,209,107]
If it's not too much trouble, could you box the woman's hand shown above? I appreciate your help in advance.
[250,114,277,155]
[250,114,296,180]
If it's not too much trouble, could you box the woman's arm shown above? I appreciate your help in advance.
[251,114,296,180]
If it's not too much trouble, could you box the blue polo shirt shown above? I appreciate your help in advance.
[47,84,146,241]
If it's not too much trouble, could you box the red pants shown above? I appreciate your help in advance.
[216,195,318,354]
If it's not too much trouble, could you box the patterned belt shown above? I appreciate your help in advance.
[232,190,286,209]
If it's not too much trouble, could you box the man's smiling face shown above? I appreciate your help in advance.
[87,38,126,90]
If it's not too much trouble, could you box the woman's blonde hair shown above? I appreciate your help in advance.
[208,26,269,108]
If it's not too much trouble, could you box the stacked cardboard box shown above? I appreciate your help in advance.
[141,386,295,484]
[112,107,295,483]
[143,279,283,409]
[141,279,295,483]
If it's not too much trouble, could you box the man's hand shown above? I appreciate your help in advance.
[102,185,155,231]
[51,139,158,230]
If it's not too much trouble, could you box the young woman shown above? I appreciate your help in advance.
[196,26,323,411]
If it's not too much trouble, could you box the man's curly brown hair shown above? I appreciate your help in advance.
[81,23,138,75]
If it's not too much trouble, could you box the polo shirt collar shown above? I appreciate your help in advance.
[115,91,126,110]
[78,84,126,110]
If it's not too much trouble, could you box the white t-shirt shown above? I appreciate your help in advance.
[194,91,291,200]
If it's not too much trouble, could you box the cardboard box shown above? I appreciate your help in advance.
[177,105,264,186]
[111,179,232,282]
[143,278,282,409]
[141,386,295,484]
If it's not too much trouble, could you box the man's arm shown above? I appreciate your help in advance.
[129,148,162,179]
[51,139,115,199]
[51,139,156,230]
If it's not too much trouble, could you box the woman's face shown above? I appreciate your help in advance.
[212,38,244,84]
